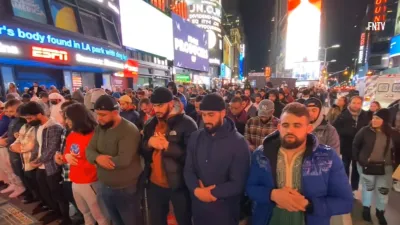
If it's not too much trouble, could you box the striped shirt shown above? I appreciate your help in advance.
[245,116,279,148]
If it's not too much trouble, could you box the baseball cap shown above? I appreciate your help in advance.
[94,95,119,111]
[258,99,275,117]
[304,97,322,111]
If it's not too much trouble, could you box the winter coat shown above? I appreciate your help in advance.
[227,110,248,135]
[353,126,400,167]
[333,109,370,158]
[184,118,250,225]
[142,114,197,189]
[188,111,204,129]
[247,131,353,225]
[267,89,285,118]
[0,115,11,136]
[120,109,140,128]
[246,104,258,118]
[312,114,340,155]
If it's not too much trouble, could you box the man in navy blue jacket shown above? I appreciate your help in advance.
[246,103,353,225]
[184,93,250,225]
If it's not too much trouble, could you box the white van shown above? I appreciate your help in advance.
[360,74,400,110]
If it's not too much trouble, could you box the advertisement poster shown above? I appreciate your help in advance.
[285,0,321,72]
[172,13,209,72]
[11,0,47,24]
[223,36,232,67]
[49,0,79,32]
[188,0,222,66]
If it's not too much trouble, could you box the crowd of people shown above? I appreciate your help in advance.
[0,80,398,225]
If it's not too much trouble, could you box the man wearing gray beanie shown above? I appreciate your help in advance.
[184,93,250,225]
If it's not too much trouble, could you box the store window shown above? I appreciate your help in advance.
[72,73,82,91]
[103,19,120,45]
[137,77,150,89]
[80,11,105,39]
[11,0,48,24]
[49,0,79,32]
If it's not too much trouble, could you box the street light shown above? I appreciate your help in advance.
[321,44,341,67]
[330,59,337,63]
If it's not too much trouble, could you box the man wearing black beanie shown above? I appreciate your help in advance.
[184,93,250,225]
[142,87,197,225]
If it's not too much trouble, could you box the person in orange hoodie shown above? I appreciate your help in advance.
[63,103,109,225]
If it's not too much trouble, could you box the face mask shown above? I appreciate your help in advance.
[50,100,58,105]
[100,121,114,130]
[29,120,41,126]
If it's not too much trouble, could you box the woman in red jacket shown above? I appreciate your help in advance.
[63,103,109,225]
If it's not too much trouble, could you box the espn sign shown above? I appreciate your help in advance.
[31,46,69,63]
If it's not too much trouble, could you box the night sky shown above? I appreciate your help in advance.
[223,0,371,75]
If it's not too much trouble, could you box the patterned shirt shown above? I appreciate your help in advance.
[60,128,70,182]
[269,148,305,225]
[244,116,279,148]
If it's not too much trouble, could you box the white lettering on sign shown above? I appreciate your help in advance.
[209,58,220,64]
[32,46,68,61]
[367,22,386,31]
[76,53,124,70]
[124,64,138,72]
[0,42,19,55]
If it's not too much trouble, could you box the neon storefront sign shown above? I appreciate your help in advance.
[0,41,20,55]
[31,46,69,63]
[0,25,127,61]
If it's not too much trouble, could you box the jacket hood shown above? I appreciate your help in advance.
[205,117,237,139]
[167,82,178,95]
[263,130,319,153]
[311,111,325,130]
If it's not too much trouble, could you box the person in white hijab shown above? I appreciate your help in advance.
[49,93,65,124]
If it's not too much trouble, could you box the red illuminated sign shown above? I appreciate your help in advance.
[31,46,69,63]
[123,59,139,78]
[374,0,387,23]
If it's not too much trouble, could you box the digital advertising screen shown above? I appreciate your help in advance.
[223,35,232,67]
[172,13,209,72]
[285,0,321,72]
[390,35,400,58]
[188,0,222,66]
[120,0,173,60]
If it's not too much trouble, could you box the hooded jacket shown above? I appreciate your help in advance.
[267,89,285,118]
[311,112,340,155]
[184,118,250,225]
[246,131,353,225]
[142,113,198,189]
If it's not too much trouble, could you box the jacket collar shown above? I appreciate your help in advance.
[262,131,319,186]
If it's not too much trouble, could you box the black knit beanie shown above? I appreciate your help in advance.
[375,108,390,123]
[200,94,226,111]
[150,87,173,104]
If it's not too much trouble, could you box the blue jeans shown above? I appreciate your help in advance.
[357,163,393,211]
[96,182,141,225]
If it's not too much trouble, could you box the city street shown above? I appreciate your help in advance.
[1,189,400,225]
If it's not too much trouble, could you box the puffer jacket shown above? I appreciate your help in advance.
[247,131,353,225]
[142,113,197,189]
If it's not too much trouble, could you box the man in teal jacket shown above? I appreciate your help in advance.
[246,102,353,225]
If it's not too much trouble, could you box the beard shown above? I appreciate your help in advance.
[156,108,170,121]
[204,118,223,134]
[99,121,114,130]
[280,134,305,149]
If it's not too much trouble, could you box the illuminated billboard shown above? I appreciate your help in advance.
[223,35,232,67]
[188,0,222,66]
[120,0,174,60]
[285,0,321,71]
